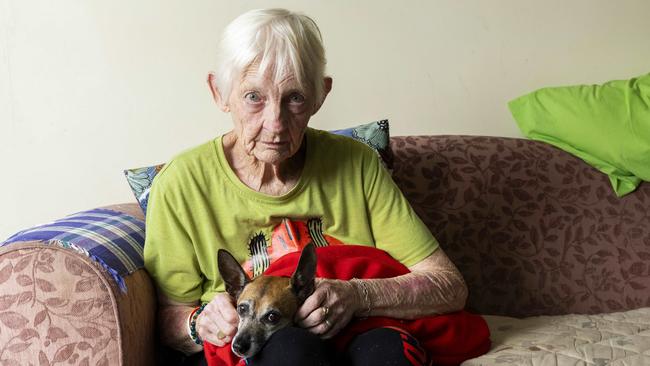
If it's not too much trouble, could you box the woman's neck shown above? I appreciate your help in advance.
[222,132,307,196]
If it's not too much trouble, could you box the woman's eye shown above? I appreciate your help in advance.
[288,93,305,104]
[244,92,262,103]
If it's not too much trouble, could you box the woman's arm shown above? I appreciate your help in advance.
[354,145,467,317]
[157,291,240,355]
[156,294,204,355]
[296,247,467,338]
[354,247,468,319]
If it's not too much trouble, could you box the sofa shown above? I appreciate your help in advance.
[1,135,649,365]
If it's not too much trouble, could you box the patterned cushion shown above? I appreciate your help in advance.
[123,164,164,217]
[124,119,391,215]
[1,209,145,292]
[330,119,392,168]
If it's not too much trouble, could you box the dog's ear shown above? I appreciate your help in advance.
[290,244,317,304]
[218,249,251,300]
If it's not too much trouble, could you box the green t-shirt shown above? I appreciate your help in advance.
[143,128,438,303]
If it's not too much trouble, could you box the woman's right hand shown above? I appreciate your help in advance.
[195,292,240,347]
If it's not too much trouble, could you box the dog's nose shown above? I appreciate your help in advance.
[233,339,251,355]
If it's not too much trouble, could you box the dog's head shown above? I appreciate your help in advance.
[217,244,317,358]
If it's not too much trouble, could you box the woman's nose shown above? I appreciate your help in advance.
[263,101,287,133]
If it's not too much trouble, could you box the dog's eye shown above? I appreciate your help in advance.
[264,312,280,324]
[237,304,248,315]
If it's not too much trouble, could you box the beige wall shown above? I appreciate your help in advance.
[1,0,649,240]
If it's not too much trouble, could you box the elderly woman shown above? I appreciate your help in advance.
[144,8,468,366]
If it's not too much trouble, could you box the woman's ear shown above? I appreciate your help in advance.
[312,77,333,115]
[207,73,230,113]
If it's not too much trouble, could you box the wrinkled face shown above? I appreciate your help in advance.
[231,276,298,358]
[227,67,315,165]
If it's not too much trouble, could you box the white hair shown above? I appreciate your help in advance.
[214,8,327,104]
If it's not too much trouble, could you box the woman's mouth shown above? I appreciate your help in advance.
[259,141,288,147]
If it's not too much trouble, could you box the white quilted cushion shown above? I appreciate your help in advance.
[462,307,650,366]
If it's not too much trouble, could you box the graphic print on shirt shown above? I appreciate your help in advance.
[243,218,344,277]
[248,232,270,279]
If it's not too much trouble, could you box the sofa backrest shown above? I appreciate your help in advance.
[391,135,650,317]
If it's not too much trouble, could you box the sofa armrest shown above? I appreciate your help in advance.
[0,203,155,366]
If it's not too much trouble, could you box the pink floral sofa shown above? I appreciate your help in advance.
[1,135,649,365]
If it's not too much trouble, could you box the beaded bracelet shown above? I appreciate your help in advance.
[188,304,206,345]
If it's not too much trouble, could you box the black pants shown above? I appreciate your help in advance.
[252,326,429,366]
[157,344,207,366]
[170,326,430,366]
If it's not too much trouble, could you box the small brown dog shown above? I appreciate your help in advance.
[217,244,317,358]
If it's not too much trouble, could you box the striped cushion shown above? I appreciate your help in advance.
[1,208,145,292]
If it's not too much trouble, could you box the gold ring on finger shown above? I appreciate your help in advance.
[217,330,225,340]
[325,319,332,328]
[321,306,329,316]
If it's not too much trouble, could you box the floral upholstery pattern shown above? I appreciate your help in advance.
[391,135,650,317]
[0,244,120,366]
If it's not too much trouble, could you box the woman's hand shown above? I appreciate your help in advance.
[196,293,239,347]
[294,278,360,339]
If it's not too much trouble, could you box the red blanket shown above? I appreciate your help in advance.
[204,245,490,366]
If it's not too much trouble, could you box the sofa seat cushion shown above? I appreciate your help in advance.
[463,307,650,365]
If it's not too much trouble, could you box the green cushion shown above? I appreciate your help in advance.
[509,72,650,197]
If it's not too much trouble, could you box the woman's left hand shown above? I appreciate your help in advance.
[294,278,360,339]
